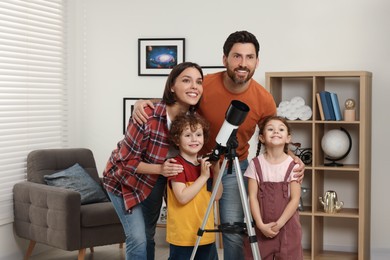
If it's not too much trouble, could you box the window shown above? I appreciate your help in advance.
[0,0,67,225]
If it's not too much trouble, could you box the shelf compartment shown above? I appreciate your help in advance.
[313,217,358,258]
[300,170,313,212]
[313,124,360,167]
[313,250,358,260]
[314,170,359,216]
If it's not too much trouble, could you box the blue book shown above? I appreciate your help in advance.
[319,91,336,120]
[330,92,342,121]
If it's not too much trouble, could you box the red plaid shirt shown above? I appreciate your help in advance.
[103,102,170,212]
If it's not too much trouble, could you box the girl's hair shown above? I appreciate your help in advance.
[255,115,291,156]
[169,113,210,148]
[162,62,203,113]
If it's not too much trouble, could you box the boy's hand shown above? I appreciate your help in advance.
[199,157,211,179]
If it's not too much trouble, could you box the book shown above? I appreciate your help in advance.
[319,91,336,120]
[316,93,325,120]
[330,92,342,121]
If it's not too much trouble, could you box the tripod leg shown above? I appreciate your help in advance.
[233,157,261,260]
[190,159,227,260]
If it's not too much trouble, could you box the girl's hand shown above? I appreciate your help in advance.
[160,158,183,177]
[259,222,279,238]
[271,222,282,233]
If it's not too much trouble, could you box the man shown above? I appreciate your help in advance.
[133,31,304,259]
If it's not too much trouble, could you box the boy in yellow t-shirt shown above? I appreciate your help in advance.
[167,113,222,260]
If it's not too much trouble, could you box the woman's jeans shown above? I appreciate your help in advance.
[218,159,249,260]
[107,191,147,260]
[107,175,167,260]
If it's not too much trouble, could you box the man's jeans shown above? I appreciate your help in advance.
[141,175,167,260]
[218,159,249,260]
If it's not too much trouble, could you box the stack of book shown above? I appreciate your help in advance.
[316,91,342,121]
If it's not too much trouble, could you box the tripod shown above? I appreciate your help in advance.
[190,142,261,260]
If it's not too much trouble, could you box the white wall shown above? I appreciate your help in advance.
[2,0,389,259]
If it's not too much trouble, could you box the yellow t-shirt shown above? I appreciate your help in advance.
[166,155,215,246]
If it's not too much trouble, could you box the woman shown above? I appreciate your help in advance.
[103,62,204,260]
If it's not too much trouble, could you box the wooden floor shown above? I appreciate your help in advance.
[29,227,223,260]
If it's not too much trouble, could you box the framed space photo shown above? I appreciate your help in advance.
[201,66,225,76]
[138,38,185,76]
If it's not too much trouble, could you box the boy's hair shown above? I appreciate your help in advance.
[169,113,210,147]
[223,30,260,58]
[256,115,291,156]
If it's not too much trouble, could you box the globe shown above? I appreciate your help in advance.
[321,128,352,162]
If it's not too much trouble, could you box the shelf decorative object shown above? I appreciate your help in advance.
[290,142,312,165]
[277,96,312,121]
[321,127,352,166]
[319,190,344,213]
[298,187,311,211]
[344,98,356,121]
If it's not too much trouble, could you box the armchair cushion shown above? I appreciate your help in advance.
[81,202,121,227]
[44,163,108,205]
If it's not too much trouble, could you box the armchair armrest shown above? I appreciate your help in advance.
[14,181,82,250]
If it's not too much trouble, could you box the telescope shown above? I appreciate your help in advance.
[191,99,262,260]
[209,100,250,161]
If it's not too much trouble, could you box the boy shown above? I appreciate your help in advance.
[167,113,222,260]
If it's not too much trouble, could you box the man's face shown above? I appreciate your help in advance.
[223,43,259,85]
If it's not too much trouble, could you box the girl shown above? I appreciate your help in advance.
[244,116,303,260]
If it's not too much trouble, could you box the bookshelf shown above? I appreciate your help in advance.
[266,71,372,260]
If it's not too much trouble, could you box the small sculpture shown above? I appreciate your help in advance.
[319,190,344,213]
[344,98,356,121]
[277,96,312,121]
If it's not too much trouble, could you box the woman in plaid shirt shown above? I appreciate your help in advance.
[103,62,204,260]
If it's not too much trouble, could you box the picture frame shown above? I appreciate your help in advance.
[201,66,225,76]
[123,97,150,134]
[138,38,185,76]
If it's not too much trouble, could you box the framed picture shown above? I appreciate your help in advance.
[123,97,148,134]
[201,66,225,76]
[138,38,185,76]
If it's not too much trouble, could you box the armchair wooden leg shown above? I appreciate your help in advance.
[78,248,86,260]
[24,240,36,260]
[119,243,124,249]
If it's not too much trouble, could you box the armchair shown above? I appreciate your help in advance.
[13,148,125,260]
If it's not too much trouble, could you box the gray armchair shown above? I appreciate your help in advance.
[13,148,125,260]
